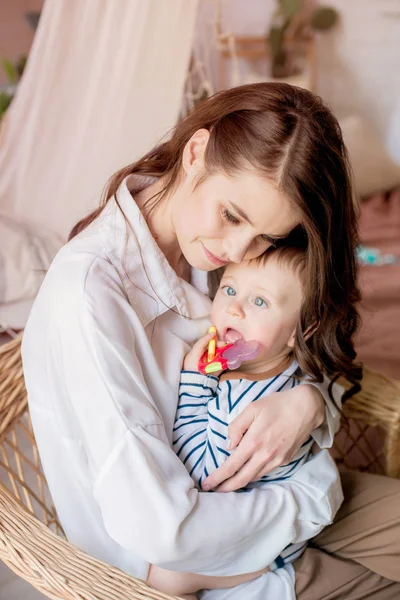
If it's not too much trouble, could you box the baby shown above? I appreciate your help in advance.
[148,245,339,599]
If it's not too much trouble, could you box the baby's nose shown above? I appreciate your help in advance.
[227,301,245,319]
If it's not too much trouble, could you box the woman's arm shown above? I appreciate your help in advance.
[201,379,343,493]
[148,563,269,597]
[46,272,342,577]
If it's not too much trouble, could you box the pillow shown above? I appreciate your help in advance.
[0,213,63,329]
[339,115,400,198]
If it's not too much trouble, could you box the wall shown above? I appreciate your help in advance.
[0,0,43,86]
[1,1,399,158]
[197,0,400,160]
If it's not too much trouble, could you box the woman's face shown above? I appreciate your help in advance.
[172,169,300,272]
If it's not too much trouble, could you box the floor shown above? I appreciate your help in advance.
[0,562,46,600]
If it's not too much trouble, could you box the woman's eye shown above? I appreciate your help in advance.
[259,234,277,247]
[222,208,240,225]
[253,296,267,307]
[222,286,236,296]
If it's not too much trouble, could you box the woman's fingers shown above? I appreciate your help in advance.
[251,459,282,483]
[202,437,255,491]
[226,404,256,449]
[215,454,270,492]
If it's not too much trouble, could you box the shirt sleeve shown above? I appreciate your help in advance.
[302,375,344,449]
[51,265,343,577]
[173,371,218,482]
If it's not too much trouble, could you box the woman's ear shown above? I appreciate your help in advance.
[182,129,210,177]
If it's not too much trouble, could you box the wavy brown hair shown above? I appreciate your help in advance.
[70,82,362,384]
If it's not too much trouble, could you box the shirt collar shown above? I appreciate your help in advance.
[219,355,297,382]
[99,175,211,323]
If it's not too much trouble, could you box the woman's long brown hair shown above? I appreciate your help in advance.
[70,82,362,384]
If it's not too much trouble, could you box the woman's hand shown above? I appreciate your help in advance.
[202,384,325,492]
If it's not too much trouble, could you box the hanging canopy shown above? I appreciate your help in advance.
[0,0,199,238]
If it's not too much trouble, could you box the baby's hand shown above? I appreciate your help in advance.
[184,331,224,374]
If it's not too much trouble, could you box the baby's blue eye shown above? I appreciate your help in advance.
[254,296,267,307]
[224,286,236,296]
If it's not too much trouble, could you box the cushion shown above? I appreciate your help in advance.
[0,213,63,329]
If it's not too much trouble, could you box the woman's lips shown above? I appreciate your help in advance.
[202,244,228,267]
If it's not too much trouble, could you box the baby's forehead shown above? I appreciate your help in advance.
[222,257,303,304]
[224,256,297,279]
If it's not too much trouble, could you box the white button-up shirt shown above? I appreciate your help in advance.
[22,176,343,585]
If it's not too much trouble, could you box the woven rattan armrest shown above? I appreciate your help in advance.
[337,370,400,478]
[0,480,181,600]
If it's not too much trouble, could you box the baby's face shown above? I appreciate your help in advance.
[211,258,303,369]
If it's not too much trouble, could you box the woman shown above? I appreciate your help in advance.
[22,83,400,599]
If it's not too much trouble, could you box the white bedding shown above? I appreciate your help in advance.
[0,213,62,329]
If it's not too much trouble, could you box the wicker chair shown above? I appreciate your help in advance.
[0,335,399,599]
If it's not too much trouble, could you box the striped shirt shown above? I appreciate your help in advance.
[173,357,313,570]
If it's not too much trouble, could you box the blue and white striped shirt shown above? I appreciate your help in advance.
[173,358,313,570]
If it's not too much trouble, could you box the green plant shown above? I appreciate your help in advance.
[268,1,338,77]
[0,55,27,120]
[0,91,13,116]
[2,58,19,84]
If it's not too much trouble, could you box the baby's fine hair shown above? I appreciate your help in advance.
[254,241,329,381]
[255,243,307,288]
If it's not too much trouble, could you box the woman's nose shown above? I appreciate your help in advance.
[227,301,245,319]
[223,237,249,264]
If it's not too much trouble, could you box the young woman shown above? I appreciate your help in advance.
[22,83,400,599]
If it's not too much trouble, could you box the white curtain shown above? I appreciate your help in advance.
[0,0,199,238]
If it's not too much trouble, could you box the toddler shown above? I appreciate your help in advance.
[148,245,341,599]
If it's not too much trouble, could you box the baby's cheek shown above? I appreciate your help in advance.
[211,299,223,328]
[254,323,275,346]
